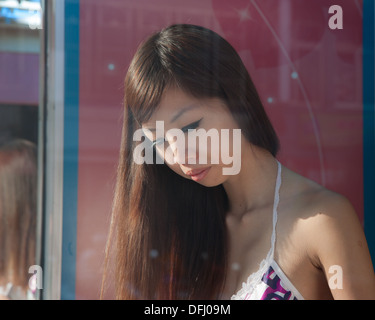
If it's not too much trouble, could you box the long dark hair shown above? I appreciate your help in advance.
[102,24,279,299]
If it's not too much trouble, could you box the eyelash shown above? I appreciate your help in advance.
[152,118,203,148]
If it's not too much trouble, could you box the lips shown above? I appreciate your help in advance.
[185,167,211,182]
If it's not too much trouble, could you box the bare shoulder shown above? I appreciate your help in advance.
[281,165,375,299]
[280,165,364,249]
[278,165,359,261]
[280,165,358,224]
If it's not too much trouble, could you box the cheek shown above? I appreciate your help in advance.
[154,130,239,167]
[155,144,178,166]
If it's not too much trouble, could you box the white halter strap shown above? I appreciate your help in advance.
[269,160,282,259]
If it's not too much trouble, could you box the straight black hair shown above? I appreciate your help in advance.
[102,24,279,300]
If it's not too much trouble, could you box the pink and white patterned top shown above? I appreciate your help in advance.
[231,161,304,300]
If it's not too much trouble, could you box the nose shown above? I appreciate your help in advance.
[164,131,197,165]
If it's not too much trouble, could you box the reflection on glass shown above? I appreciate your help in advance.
[0,0,41,300]
[0,0,42,30]
[0,139,37,300]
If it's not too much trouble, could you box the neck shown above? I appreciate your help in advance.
[222,143,279,219]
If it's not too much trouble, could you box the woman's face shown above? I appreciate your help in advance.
[141,86,244,187]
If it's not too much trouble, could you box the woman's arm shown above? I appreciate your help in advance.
[310,194,375,299]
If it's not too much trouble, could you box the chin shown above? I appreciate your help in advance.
[196,180,223,187]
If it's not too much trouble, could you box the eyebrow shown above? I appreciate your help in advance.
[144,104,197,132]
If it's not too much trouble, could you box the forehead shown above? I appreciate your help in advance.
[143,86,228,126]
[147,87,198,122]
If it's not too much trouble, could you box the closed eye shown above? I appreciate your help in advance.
[181,118,203,133]
[151,118,203,148]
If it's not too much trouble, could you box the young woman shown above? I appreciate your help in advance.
[0,139,37,300]
[103,24,375,300]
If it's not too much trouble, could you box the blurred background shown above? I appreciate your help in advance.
[0,0,373,300]
[0,0,41,144]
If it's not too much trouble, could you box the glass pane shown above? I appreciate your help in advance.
[0,0,42,300]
